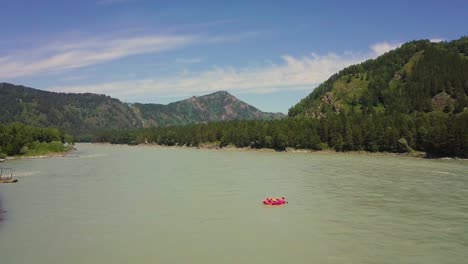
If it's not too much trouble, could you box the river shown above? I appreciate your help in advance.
[0,143,467,263]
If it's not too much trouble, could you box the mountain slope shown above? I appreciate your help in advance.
[133,91,284,127]
[289,37,468,117]
[0,83,142,138]
[0,83,283,137]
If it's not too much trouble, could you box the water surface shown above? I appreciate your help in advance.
[1,144,467,263]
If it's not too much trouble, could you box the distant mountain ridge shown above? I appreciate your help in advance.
[0,83,284,138]
[133,91,284,127]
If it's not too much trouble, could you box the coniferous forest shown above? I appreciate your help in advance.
[94,37,468,158]
[2,37,468,158]
[94,110,468,158]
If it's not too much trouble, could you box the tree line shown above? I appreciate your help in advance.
[0,123,73,157]
[94,110,468,158]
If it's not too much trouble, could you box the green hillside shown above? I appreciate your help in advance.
[2,37,467,157]
[289,37,468,117]
[0,83,142,139]
[97,37,468,158]
[0,84,283,138]
[133,91,284,127]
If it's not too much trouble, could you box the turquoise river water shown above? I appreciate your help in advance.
[0,143,467,263]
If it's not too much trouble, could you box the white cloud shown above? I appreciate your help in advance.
[0,31,259,79]
[5,36,403,101]
[370,41,401,56]
[430,38,444,43]
[0,34,198,79]
[51,52,367,99]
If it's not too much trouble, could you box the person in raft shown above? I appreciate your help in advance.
[270,197,285,201]
[263,197,287,204]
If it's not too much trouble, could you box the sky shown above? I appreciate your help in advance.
[1,0,467,113]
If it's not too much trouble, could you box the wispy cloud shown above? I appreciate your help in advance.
[5,37,403,101]
[0,34,198,79]
[370,41,401,56]
[51,48,381,99]
[430,38,445,43]
[51,41,402,100]
[0,31,258,79]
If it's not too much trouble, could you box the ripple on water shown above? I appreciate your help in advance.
[0,143,467,264]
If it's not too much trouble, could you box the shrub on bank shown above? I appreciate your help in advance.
[0,123,73,156]
[24,141,71,156]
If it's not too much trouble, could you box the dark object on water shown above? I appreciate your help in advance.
[0,168,17,184]
[0,178,17,183]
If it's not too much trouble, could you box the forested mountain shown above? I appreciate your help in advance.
[133,91,284,127]
[96,37,468,157]
[0,83,142,138]
[289,37,468,117]
[2,37,467,157]
[96,112,468,157]
[0,83,283,138]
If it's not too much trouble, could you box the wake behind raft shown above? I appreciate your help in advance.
[263,197,287,205]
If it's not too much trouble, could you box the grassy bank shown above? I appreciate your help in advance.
[17,141,74,157]
[3,141,74,161]
[0,123,74,159]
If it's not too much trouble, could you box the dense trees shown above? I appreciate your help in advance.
[288,37,468,117]
[134,91,283,127]
[275,37,468,157]
[0,83,144,138]
[92,37,468,158]
[3,37,467,158]
[0,123,73,157]
[0,84,282,139]
[94,110,468,158]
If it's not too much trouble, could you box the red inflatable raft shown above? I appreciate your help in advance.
[263,197,287,205]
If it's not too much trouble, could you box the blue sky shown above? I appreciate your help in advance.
[1,0,467,113]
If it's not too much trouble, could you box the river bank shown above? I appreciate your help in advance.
[2,147,75,162]
[2,142,467,263]
[6,152,69,160]
[92,142,468,160]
